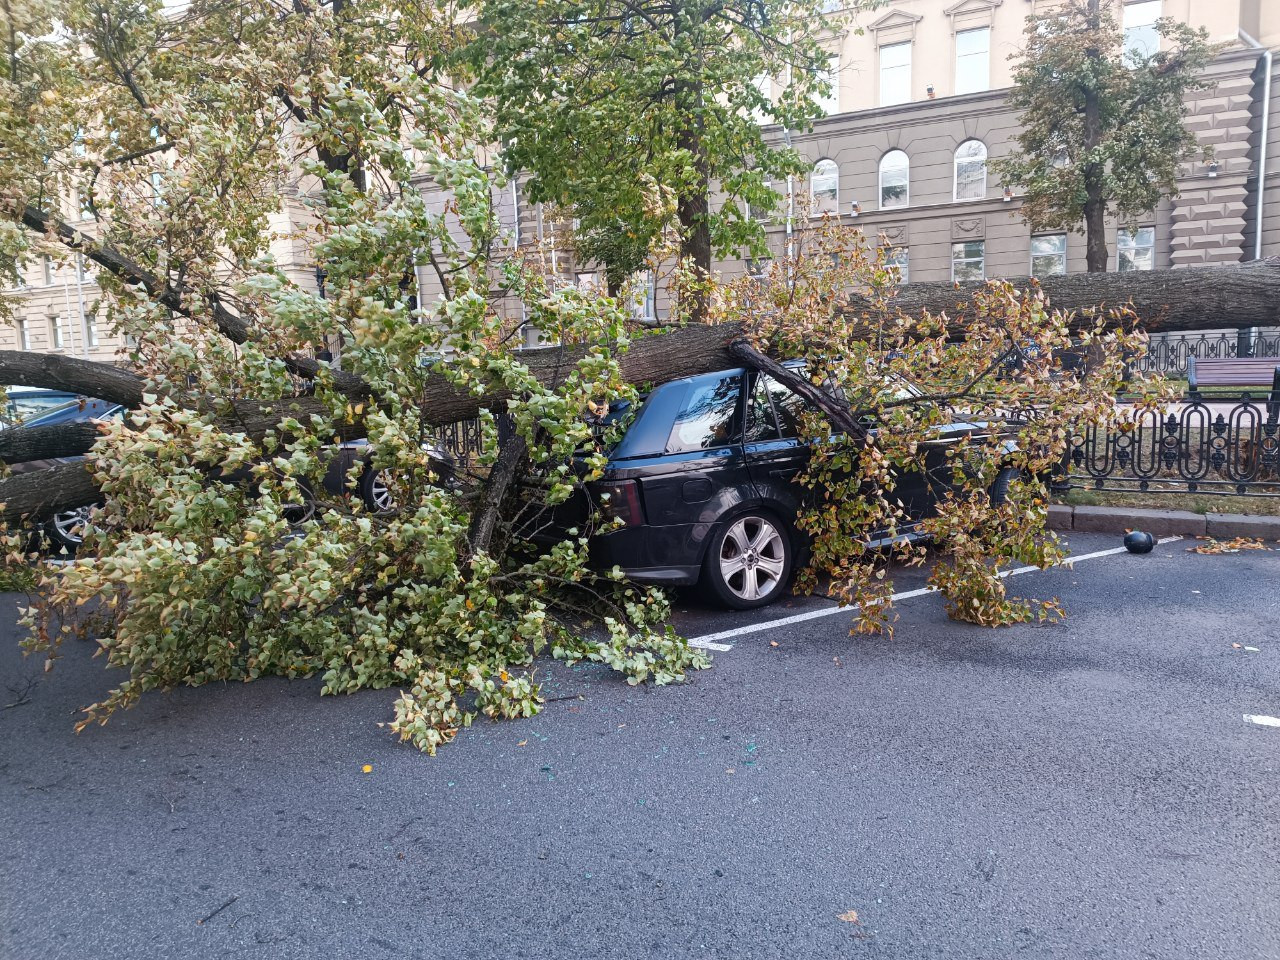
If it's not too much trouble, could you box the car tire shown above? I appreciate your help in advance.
[42,505,94,555]
[359,467,395,513]
[281,478,317,527]
[701,510,794,610]
[989,466,1022,507]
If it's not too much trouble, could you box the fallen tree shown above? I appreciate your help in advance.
[842,258,1280,334]
[0,0,1229,756]
[3,256,1277,519]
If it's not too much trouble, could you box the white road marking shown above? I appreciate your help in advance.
[1244,714,1280,728]
[685,536,1183,650]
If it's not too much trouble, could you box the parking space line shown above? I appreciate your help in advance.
[1244,714,1280,728]
[685,536,1183,649]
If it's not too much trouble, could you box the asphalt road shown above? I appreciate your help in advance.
[1,532,1277,960]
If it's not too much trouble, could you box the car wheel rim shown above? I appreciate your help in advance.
[720,516,786,602]
[369,472,394,511]
[52,506,92,544]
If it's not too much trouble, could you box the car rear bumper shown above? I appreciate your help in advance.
[587,522,710,587]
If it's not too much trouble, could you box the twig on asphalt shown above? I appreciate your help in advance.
[197,895,239,926]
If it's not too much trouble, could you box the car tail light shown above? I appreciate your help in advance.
[597,479,645,528]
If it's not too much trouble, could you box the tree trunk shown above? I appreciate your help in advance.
[674,76,712,325]
[4,260,1280,521]
[1082,0,1109,273]
[466,418,529,556]
[841,258,1280,335]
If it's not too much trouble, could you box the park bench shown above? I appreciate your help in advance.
[1187,356,1280,423]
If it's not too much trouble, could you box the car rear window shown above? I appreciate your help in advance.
[666,373,742,453]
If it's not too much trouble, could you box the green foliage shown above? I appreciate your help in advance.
[3,0,706,754]
[466,0,864,288]
[717,220,1160,630]
[991,0,1218,258]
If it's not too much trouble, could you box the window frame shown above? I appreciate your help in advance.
[49,316,64,350]
[954,26,990,95]
[1117,226,1156,272]
[16,317,30,351]
[878,40,912,107]
[883,245,909,284]
[953,139,988,202]
[1030,233,1068,278]
[951,240,986,281]
[1122,0,1161,65]
[878,150,909,210]
[810,158,839,211]
[816,52,840,116]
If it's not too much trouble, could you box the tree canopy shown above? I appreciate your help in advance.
[991,0,1218,272]
[466,0,858,307]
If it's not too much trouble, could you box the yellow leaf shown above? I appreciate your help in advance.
[361,764,373,773]
[838,910,860,924]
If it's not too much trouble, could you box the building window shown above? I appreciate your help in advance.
[15,318,30,351]
[1031,234,1067,277]
[810,159,839,212]
[954,27,990,95]
[1123,0,1161,64]
[954,139,987,201]
[746,258,771,284]
[84,314,99,348]
[49,316,64,349]
[75,254,88,282]
[952,240,985,281]
[878,150,909,209]
[817,53,840,116]
[884,246,909,284]
[1117,227,1155,271]
[630,270,656,321]
[42,257,54,286]
[879,41,911,107]
[751,74,773,124]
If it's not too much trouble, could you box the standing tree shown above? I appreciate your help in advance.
[992,0,1217,272]
[466,0,858,315]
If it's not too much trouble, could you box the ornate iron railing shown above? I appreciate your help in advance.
[1135,329,1280,378]
[1057,392,1280,497]
[429,418,486,465]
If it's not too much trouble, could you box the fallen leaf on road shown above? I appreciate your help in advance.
[769,641,779,648]
[725,767,735,775]
[838,910,860,924]
[1233,643,1243,649]
[517,740,527,747]
[1245,646,1261,652]
[1190,537,1270,555]
[361,764,372,774]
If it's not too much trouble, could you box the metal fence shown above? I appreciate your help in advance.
[429,418,486,465]
[1135,329,1280,378]
[1056,392,1280,497]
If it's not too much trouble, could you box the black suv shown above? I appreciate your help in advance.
[550,365,1016,610]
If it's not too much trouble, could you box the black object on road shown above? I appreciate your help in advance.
[1124,530,1155,554]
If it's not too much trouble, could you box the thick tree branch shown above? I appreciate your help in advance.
[0,351,145,407]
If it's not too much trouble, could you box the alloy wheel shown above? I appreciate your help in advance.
[719,515,786,602]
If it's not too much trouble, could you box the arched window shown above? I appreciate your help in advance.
[810,158,839,213]
[954,140,987,201]
[879,150,909,209]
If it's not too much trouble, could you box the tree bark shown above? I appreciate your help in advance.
[4,260,1280,520]
[0,350,146,407]
[1082,0,1108,273]
[0,461,100,519]
[466,420,529,556]
[840,258,1280,334]
[674,75,712,325]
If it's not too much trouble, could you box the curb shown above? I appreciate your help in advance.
[1048,504,1280,540]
